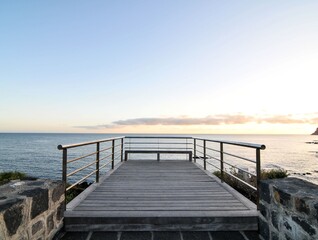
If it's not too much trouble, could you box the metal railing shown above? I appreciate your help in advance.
[57,135,265,207]
[57,137,124,193]
[193,137,266,206]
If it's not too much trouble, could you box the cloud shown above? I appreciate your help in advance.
[74,113,318,130]
[113,115,255,126]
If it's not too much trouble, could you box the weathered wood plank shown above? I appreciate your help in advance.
[65,160,258,231]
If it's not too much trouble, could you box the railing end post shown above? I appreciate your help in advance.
[96,142,100,183]
[112,139,115,169]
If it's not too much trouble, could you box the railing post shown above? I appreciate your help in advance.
[203,140,206,170]
[256,148,261,209]
[120,138,124,162]
[112,139,115,169]
[220,143,224,182]
[189,151,192,162]
[62,148,67,210]
[96,142,100,183]
[194,138,196,163]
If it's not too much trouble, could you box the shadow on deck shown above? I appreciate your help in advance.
[64,160,257,232]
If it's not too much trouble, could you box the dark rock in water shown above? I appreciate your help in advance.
[312,128,318,135]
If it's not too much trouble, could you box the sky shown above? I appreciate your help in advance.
[0,1,318,134]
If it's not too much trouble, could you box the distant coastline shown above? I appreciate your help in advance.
[312,128,318,135]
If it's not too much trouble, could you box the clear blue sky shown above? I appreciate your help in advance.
[1,1,318,133]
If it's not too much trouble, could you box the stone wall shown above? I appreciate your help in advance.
[259,178,318,240]
[0,179,64,240]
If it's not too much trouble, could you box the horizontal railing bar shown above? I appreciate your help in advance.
[194,149,205,156]
[99,153,112,161]
[58,136,125,150]
[67,151,98,163]
[113,149,122,155]
[114,143,122,148]
[126,147,192,150]
[99,149,122,161]
[205,146,220,153]
[99,143,123,153]
[194,138,266,150]
[206,153,221,162]
[222,151,256,163]
[99,160,112,170]
[223,161,257,177]
[66,170,97,191]
[206,160,221,170]
[125,136,193,139]
[224,171,257,191]
[99,146,113,153]
[125,142,193,145]
[126,150,192,154]
[195,144,204,149]
[67,160,97,177]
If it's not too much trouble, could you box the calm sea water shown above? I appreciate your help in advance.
[0,133,317,184]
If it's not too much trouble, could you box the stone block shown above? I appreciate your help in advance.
[259,202,267,218]
[259,216,269,240]
[292,216,316,236]
[56,202,65,221]
[270,230,279,240]
[271,210,279,230]
[47,213,54,234]
[295,197,310,215]
[0,180,66,240]
[314,202,318,220]
[52,182,64,203]
[3,201,24,236]
[0,198,24,212]
[21,188,48,219]
[283,219,292,231]
[273,187,291,207]
[32,220,44,235]
[259,181,271,204]
[284,233,293,240]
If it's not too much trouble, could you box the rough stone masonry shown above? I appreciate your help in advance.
[259,177,318,240]
[0,179,64,240]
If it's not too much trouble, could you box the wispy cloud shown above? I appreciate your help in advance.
[74,113,318,130]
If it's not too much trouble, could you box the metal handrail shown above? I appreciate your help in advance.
[125,136,193,139]
[126,146,191,150]
[125,142,193,145]
[58,135,265,209]
[194,138,265,150]
[57,136,124,149]
[58,137,125,201]
[193,137,265,208]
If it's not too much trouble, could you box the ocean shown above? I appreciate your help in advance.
[0,133,317,185]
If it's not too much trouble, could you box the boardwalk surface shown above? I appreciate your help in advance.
[65,160,257,231]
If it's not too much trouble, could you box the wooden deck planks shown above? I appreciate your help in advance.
[65,160,258,231]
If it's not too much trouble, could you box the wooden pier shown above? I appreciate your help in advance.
[64,160,257,232]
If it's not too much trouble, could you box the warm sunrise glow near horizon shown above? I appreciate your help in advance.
[1,1,318,135]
